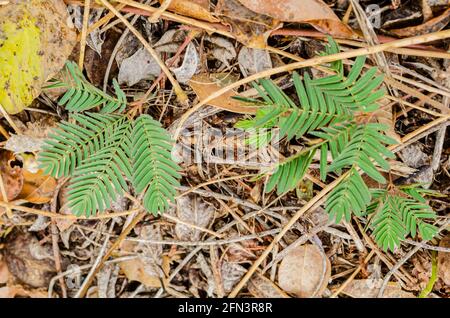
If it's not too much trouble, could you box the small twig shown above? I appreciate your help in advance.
[148,0,173,23]
[343,220,367,254]
[78,0,91,70]
[431,124,447,172]
[404,239,450,253]
[50,178,69,298]
[0,201,140,219]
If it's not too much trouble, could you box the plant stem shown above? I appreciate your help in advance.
[418,251,438,298]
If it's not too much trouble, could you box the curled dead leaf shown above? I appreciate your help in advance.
[389,7,450,37]
[160,0,219,23]
[17,169,57,204]
[237,0,354,38]
[215,0,280,48]
[189,73,258,114]
[278,244,331,297]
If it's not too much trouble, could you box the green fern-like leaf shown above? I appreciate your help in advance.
[66,117,132,217]
[310,122,355,180]
[266,149,316,195]
[326,168,371,223]
[370,192,437,252]
[312,56,385,113]
[132,115,182,215]
[328,123,397,183]
[38,113,127,178]
[240,72,353,142]
[372,195,407,252]
[47,61,126,113]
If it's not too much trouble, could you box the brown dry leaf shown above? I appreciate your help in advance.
[438,234,450,286]
[0,0,76,114]
[175,195,214,241]
[55,182,76,232]
[389,7,450,37]
[221,261,247,293]
[4,231,56,288]
[215,0,280,48]
[278,244,331,297]
[160,0,219,23]
[0,254,10,284]
[342,279,415,298]
[0,285,47,298]
[248,273,290,298]
[119,225,166,288]
[0,150,23,201]
[189,73,258,114]
[237,0,354,38]
[371,97,401,142]
[17,169,57,204]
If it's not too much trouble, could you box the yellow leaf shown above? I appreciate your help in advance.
[0,0,76,114]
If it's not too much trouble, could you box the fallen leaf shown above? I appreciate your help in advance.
[238,47,272,77]
[4,231,56,288]
[215,0,280,48]
[389,7,450,37]
[248,273,290,298]
[171,42,199,84]
[69,5,105,55]
[118,47,161,86]
[160,0,219,23]
[398,143,430,169]
[0,285,47,298]
[5,134,45,154]
[204,35,237,67]
[119,225,165,288]
[175,195,214,241]
[28,215,50,232]
[0,150,24,201]
[438,234,450,286]
[221,261,247,293]
[278,244,331,297]
[153,29,187,54]
[237,0,354,38]
[83,29,122,86]
[0,0,76,114]
[0,254,10,284]
[18,169,57,204]
[189,73,259,114]
[342,279,415,298]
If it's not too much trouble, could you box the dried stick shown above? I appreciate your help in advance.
[78,0,91,70]
[148,0,173,22]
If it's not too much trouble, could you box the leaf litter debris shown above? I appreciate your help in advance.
[0,0,449,299]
